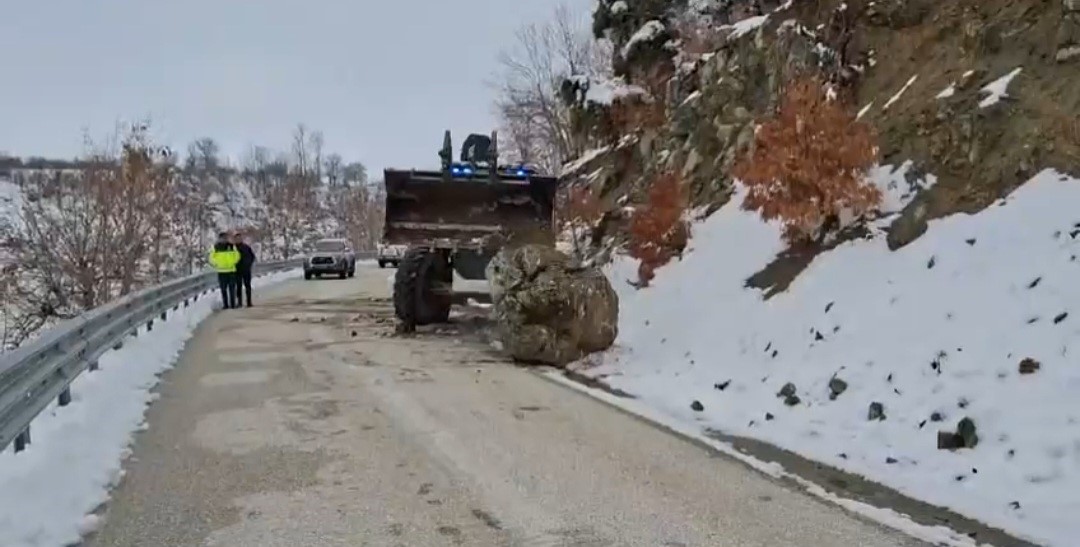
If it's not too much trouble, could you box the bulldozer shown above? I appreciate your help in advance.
[383,130,560,332]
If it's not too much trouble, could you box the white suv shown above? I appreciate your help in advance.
[377,243,407,268]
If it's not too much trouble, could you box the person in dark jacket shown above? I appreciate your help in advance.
[232,230,257,307]
[209,232,240,309]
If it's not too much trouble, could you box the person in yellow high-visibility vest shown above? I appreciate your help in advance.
[209,231,241,309]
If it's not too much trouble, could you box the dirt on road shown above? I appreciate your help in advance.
[86,264,926,547]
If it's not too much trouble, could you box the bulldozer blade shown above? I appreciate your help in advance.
[383,168,559,249]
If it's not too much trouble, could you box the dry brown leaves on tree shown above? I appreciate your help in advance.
[629,171,689,286]
[733,76,880,244]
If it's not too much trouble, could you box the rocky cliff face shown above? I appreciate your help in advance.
[565,0,1080,262]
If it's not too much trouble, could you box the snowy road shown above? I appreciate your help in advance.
[87,263,926,547]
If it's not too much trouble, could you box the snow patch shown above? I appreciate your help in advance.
[883,75,918,111]
[936,84,956,99]
[979,67,1022,108]
[562,146,612,177]
[727,14,769,40]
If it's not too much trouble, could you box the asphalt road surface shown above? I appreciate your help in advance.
[87,262,927,547]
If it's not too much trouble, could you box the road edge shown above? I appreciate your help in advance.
[532,368,1040,547]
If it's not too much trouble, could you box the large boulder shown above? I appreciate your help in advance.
[486,244,618,366]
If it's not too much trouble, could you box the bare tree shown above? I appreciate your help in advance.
[324,153,344,186]
[494,3,612,173]
[4,123,175,345]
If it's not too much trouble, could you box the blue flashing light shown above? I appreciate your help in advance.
[516,169,527,177]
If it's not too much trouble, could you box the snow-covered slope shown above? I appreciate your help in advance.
[589,169,1080,547]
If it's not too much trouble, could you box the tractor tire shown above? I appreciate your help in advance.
[304,271,312,280]
[393,248,453,331]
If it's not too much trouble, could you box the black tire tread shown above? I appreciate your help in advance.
[393,248,452,330]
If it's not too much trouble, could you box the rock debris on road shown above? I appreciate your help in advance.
[87,264,927,547]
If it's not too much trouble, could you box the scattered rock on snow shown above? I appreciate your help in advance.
[828,378,848,400]
[958,417,979,447]
[868,402,887,421]
[1054,312,1069,324]
[1019,358,1041,374]
[714,380,731,391]
[777,382,797,398]
[938,417,980,450]
[690,400,704,412]
[784,394,801,406]
[930,411,945,422]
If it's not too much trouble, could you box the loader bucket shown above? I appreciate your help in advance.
[383,168,559,249]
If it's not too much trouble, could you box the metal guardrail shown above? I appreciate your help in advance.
[0,260,302,454]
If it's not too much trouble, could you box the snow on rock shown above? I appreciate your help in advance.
[979,67,1022,108]
[589,169,1080,547]
[610,0,628,15]
[936,84,957,99]
[857,101,875,120]
[622,20,666,58]
[883,75,918,111]
[0,269,298,547]
[562,145,613,177]
[726,14,770,40]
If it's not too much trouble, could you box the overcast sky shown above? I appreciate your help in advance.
[0,0,587,176]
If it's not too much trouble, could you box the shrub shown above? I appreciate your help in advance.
[733,76,880,244]
[628,171,689,286]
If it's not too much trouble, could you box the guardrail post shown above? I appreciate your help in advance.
[89,360,99,371]
[58,387,71,406]
[161,310,168,321]
[146,319,154,332]
[14,428,30,453]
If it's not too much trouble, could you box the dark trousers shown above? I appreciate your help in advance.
[217,273,238,309]
[236,269,253,307]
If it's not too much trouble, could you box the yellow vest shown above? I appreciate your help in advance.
[209,245,240,273]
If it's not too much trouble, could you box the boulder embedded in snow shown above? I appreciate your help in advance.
[486,244,618,366]
[777,382,797,398]
[868,402,887,421]
[828,378,848,400]
[1019,357,1041,374]
[938,417,979,450]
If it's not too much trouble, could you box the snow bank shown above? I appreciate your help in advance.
[591,169,1080,546]
[0,269,297,547]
